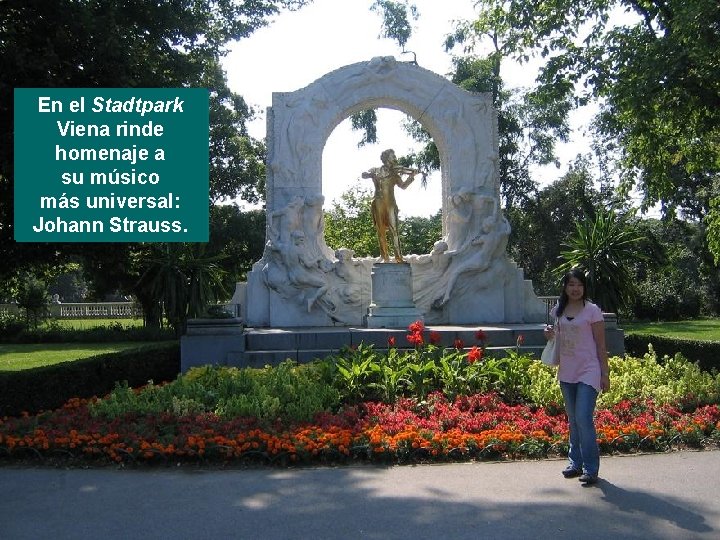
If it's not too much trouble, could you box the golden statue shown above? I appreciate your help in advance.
[362,149,422,263]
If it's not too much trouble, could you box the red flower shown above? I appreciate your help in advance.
[388,336,396,347]
[429,331,441,345]
[475,329,487,342]
[406,332,424,346]
[454,338,464,350]
[408,320,425,334]
[467,345,483,364]
[516,334,525,346]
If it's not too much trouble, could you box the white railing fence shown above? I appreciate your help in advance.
[0,302,142,319]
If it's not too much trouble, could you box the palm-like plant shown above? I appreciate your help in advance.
[136,243,228,336]
[555,208,646,314]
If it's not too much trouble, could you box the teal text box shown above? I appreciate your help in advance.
[14,88,209,242]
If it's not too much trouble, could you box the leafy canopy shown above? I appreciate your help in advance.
[453,0,720,219]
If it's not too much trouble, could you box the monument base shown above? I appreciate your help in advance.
[366,262,423,328]
[180,317,244,372]
[366,306,424,328]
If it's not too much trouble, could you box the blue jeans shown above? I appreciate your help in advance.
[560,381,600,476]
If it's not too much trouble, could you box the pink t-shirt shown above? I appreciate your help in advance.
[551,302,604,392]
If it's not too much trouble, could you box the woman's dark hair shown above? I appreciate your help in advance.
[556,268,588,316]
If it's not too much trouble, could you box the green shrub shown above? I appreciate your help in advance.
[0,320,175,344]
[0,314,27,339]
[0,343,179,416]
[91,360,341,426]
[598,348,720,409]
[625,333,720,372]
[525,362,563,406]
[524,348,720,410]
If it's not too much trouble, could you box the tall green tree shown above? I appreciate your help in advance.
[630,218,710,320]
[506,157,605,293]
[453,0,720,237]
[447,54,571,209]
[399,212,442,255]
[0,0,307,318]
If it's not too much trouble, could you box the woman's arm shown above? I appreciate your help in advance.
[591,320,610,391]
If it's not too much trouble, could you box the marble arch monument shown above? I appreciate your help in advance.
[241,56,546,327]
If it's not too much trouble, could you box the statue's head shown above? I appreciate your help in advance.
[291,230,306,244]
[380,149,396,164]
[432,240,448,254]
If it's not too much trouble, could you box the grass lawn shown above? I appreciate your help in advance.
[0,342,173,371]
[623,318,720,341]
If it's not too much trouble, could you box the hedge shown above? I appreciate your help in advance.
[624,333,720,372]
[0,343,180,417]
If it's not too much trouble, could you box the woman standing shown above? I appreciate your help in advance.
[545,268,610,485]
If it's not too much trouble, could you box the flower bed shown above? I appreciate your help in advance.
[1,392,718,467]
[2,321,719,467]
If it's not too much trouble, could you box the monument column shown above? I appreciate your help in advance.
[366,263,423,328]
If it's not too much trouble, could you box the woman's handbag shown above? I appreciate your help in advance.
[540,319,559,366]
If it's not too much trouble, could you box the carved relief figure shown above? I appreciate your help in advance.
[269,196,304,244]
[361,149,422,263]
[445,189,474,252]
[272,230,333,313]
[436,212,510,306]
[333,248,368,304]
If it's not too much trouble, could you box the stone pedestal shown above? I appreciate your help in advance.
[180,317,245,372]
[366,263,423,328]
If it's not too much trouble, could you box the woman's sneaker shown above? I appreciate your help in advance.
[578,473,599,484]
[562,466,582,478]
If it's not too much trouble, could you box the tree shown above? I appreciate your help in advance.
[556,207,647,314]
[324,187,378,257]
[208,205,266,287]
[400,212,442,255]
[0,0,308,318]
[448,55,571,209]
[631,218,716,320]
[506,157,605,293]
[16,273,49,328]
[370,0,419,53]
[452,0,720,238]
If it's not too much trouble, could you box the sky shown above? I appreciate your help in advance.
[223,0,592,217]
